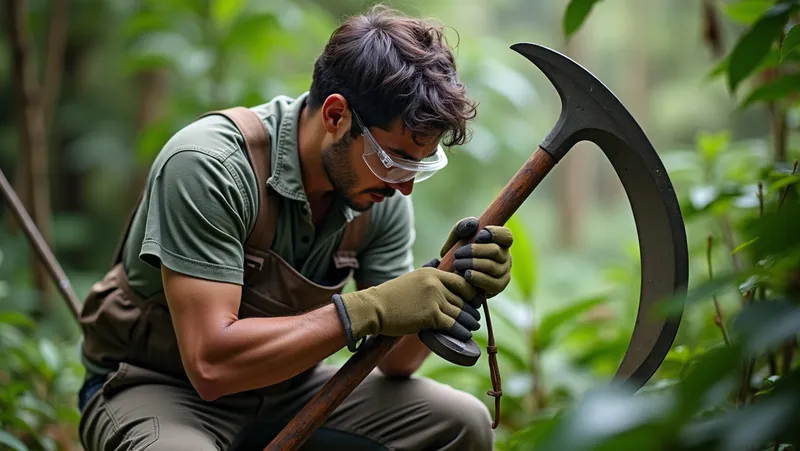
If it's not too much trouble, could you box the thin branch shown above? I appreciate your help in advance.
[707,234,730,346]
[716,215,743,273]
[738,290,756,406]
[756,183,780,375]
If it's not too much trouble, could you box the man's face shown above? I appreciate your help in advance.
[321,116,439,212]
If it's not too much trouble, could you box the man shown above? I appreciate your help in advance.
[77,5,514,451]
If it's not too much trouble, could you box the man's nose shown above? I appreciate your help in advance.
[388,180,414,196]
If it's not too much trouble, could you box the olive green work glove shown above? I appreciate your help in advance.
[332,268,482,352]
[425,217,514,299]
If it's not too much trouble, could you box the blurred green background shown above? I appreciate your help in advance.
[2,0,799,450]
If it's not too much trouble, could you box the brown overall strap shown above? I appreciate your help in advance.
[201,107,277,254]
[110,108,277,271]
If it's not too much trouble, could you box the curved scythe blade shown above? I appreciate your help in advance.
[511,43,689,389]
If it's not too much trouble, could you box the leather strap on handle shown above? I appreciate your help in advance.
[482,293,503,428]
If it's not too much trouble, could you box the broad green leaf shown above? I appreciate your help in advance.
[767,173,800,194]
[722,0,774,25]
[563,0,603,38]
[781,24,800,61]
[38,339,60,373]
[0,430,28,451]
[710,45,800,80]
[730,299,800,355]
[505,215,536,301]
[727,3,794,92]
[0,311,34,329]
[657,271,744,316]
[740,74,800,108]
[741,203,800,257]
[677,344,742,415]
[532,385,673,451]
[534,295,607,350]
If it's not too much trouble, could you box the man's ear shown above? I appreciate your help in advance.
[320,94,352,139]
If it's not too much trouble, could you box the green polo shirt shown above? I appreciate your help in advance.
[122,91,415,298]
[82,92,415,379]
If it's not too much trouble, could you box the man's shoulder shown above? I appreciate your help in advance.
[155,93,302,168]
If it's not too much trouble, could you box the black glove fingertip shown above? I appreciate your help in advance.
[422,258,441,268]
[453,258,471,273]
[453,244,473,259]
[475,229,493,243]
[456,309,480,332]
[456,217,480,238]
[461,302,481,323]
[464,269,473,282]
[448,322,473,342]
[468,292,484,309]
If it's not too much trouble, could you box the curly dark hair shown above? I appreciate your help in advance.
[307,4,478,147]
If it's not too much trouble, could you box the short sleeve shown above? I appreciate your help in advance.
[354,194,416,287]
[139,147,254,285]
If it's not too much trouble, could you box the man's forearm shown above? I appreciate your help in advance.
[195,303,346,400]
[378,334,431,377]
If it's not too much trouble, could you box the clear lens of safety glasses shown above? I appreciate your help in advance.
[353,112,448,184]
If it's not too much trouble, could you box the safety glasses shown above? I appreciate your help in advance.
[352,111,448,184]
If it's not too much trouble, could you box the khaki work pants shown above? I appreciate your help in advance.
[78,362,495,451]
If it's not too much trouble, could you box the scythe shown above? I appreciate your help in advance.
[257,42,689,450]
[0,42,689,451]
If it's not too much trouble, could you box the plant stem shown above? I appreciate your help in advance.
[738,289,756,406]
[707,234,730,346]
[528,326,548,411]
[756,184,780,376]
[778,160,798,211]
[716,216,742,273]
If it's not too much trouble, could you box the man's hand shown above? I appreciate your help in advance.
[428,217,514,299]
[333,268,481,350]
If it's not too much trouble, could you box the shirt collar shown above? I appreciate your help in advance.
[267,91,360,223]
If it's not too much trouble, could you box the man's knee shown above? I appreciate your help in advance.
[145,421,218,451]
[424,383,495,450]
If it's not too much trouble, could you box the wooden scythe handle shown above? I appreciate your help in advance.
[0,166,82,320]
[264,148,557,451]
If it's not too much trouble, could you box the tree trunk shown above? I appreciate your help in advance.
[5,0,59,316]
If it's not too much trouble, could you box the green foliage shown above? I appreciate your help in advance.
[722,0,775,25]
[563,0,604,38]
[740,73,800,107]
[781,24,800,60]
[523,1,800,448]
[725,1,795,92]
[0,272,83,450]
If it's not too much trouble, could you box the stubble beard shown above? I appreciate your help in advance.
[321,133,373,212]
